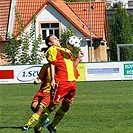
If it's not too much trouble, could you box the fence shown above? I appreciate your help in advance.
[0,61,133,84]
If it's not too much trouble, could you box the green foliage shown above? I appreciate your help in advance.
[129,13,133,35]
[5,8,43,64]
[60,27,74,48]
[5,34,20,64]
[14,6,24,35]
[108,3,133,61]
[30,34,43,64]
[17,32,31,64]
[28,15,42,64]
[17,15,43,64]
[60,27,80,60]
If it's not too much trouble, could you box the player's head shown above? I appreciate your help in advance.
[45,34,60,47]
[41,34,60,53]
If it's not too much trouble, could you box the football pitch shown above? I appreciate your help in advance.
[0,81,133,133]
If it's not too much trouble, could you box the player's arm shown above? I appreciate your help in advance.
[50,63,56,89]
[33,64,48,85]
[45,46,57,88]
[74,50,84,67]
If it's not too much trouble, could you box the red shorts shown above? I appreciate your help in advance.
[33,90,50,107]
[53,81,76,103]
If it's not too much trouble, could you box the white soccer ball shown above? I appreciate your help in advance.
[66,36,81,50]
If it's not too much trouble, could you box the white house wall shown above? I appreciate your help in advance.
[23,3,89,63]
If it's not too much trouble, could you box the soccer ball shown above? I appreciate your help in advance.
[66,36,81,50]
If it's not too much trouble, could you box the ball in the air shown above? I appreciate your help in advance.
[66,36,81,50]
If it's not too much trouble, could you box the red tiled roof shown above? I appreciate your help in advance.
[0,0,11,41]
[13,0,106,39]
[13,0,47,35]
[66,2,106,38]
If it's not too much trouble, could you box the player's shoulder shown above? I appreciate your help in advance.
[45,46,57,53]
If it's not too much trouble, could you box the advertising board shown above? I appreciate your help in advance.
[0,62,132,84]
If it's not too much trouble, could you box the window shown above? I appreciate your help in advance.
[41,23,59,40]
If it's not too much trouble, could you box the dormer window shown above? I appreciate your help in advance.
[41,23,59,40]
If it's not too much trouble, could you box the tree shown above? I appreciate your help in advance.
[108,3,133,61]
[16,14,43,64]
[60,27,80,60]
[5,34,20,64]
[60,27,74,48]
[5,7,43,64]
[129,13,133,35]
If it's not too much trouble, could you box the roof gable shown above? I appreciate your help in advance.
[13,0,106,39]
[48,0,97,38]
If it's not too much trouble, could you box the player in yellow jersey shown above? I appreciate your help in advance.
[22,63,52,131]
[34,34,84,133]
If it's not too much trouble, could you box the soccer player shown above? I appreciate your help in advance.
[34,34,84,133]
[22,63,52,131]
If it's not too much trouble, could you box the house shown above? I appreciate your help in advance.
[0,0,109,65]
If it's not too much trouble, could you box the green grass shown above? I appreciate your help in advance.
[0,81,133,133]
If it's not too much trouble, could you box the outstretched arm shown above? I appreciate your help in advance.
[74,50,84,67]
[50,63,56,89]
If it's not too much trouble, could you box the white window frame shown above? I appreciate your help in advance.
[39,22,60,41]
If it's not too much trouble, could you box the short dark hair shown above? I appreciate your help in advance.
[41,34,54,53]
[41,47,49,52]
[45,34,53,47]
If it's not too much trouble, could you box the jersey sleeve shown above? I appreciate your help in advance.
[44,46,58,63]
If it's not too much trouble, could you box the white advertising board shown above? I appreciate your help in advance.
[0,65,43,84]
[85,62,133,81]
[0,62,132,84]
